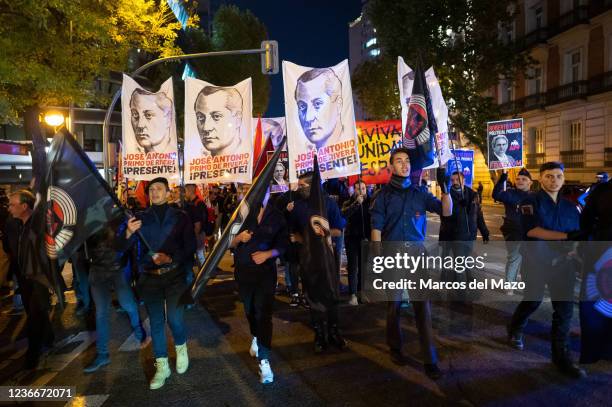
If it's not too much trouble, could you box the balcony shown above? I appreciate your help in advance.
[590,0,612,18]
[523,93,547,110]
[547,81,589,105]
[526,153,545,168]
[605,147,612,167]
[560,150,585,168]
[548,6,590,37]
[520,27,548,49]
[589,71,612,94]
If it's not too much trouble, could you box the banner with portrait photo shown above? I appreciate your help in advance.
[184,77,253,184]
[253,117,287,151]
[266,150,290,193]
[121,75,179,181]
[446,149,475,187]
[282,59,361,182]
[487,118,523,170]
[397,57,453,168]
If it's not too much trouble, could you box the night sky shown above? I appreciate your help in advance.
[227,0,363,117]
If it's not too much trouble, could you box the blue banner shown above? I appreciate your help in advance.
[446,149,474,187]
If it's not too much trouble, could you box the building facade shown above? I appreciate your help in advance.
[495,0,612,184]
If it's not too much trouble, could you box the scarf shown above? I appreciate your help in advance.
[389,174,411,190]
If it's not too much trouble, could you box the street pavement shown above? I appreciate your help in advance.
[0,203,610,406]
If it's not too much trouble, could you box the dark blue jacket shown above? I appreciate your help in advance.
[492,174,531,239]
[118,204,196,272]
[370,184,442,242]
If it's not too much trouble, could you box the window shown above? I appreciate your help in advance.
[500,80,513,103]
[74,123,103,152]
[369,48,380,57]
[505,22,515,44]
[535,128,544,153]
[534,6,543,28]
[564,49,582,83]
[365,37,377,48]
[569,121,582,150]
[528,66,543,95]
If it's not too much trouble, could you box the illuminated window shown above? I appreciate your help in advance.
[535,128,544,154]
[369,48,380,57]
[569,121,582,150]
[365,37,377,48]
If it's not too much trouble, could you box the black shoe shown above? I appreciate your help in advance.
[554,359,587,379]
[390,349,409,366]
[289,294,300,307]
[506,325,524,350]
[314,323,328,354]
[424,363,443,380]
[327,324,347,350]
[24,353,40,370]
[83,354,110,373]
[300,296,311,310]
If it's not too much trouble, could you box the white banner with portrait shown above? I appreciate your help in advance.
[282,60,361,182]
[184,77,253,184]
[121,75,179,181]
[397,57,453,168]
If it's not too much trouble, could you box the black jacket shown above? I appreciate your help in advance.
[341,195,371,240]
[439,187,489,241]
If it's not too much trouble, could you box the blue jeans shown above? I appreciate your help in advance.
[504,240,522,283]
[72,251,91,309]
[137,270,187,358]
[89,271,141,355]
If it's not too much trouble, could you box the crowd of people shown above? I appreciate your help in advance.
[0,149,610,389]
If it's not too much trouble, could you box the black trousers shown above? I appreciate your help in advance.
[387,296,437,364]
[19,278,54,359]
[236,265,276,360]
[509,258,577,345]
[345,236,363,295]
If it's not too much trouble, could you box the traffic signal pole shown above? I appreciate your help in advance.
[102,41,278,184]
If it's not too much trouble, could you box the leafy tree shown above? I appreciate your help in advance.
[355,0,532,158]
[0,0,187,124]
[352,55,401,120]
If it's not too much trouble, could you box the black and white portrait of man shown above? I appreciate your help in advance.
[129,88,175,154]
[194,86,243,157]
[294,68,343,149]
[489,134,517,169]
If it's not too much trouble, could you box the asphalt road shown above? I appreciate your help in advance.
[0,203,610,407]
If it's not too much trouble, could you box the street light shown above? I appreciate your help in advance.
[43,111,65,128]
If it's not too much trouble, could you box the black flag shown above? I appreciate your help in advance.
[190,137,288,301]
[44,128,123,264]
[301,155,339,311]
[402,62,438,170]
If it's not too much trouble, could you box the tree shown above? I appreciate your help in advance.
[354,0,532,159]
[0,0,186,124]
[187,5,271,116]
[352,55,401,120]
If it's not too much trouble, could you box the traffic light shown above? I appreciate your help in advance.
[261,40,279,75]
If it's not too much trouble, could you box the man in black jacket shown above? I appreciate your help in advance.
[341,180,370,305]
[439,172,489,282]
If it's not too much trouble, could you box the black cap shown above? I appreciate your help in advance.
[147,177,169,193]
[517,168,531,180]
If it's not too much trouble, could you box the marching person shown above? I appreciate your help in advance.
[119,177,196,390]
[341,180,371,305]
[7,190,54,369]
[370,147,452,379]
[492,168,532,290]
[507,162,586,379]
[289,171,347,353]
[230,187,287,384]
[83,218,146,373]
[439,171,489,283]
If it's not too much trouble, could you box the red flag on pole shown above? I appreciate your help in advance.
[253,117,264,175]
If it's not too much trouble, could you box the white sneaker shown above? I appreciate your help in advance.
[249,337,258,358]
[348,294,358,306]
[149,357,171,390]
[175,343,189,374]
[259,359,274,384]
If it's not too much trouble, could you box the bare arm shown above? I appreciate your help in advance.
[441,193,452,217]
[526,227,567,241]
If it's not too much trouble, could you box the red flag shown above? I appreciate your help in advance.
[253,127,275,179]
[253,117,264,175]
[135,181,149,208]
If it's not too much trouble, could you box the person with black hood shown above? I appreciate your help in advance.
[119,177,196,390]
[492,168,533,291]
[439,171,489,283]
[341,180,370,305]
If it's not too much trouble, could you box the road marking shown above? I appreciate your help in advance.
[119,318,150,352]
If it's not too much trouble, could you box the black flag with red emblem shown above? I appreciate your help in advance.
[44,129,122,264]
[402,62,437,170]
